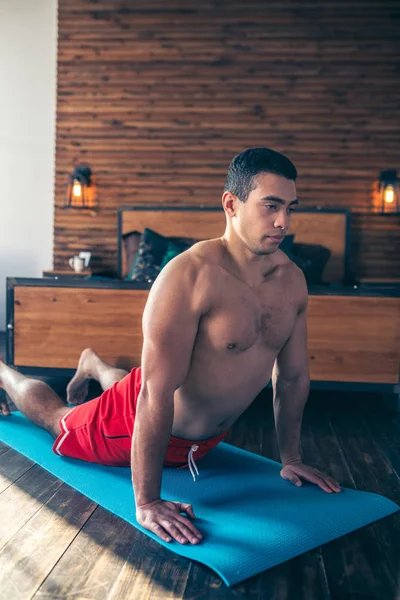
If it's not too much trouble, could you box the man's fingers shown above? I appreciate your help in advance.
[322,478,337,492]
[179,503,196,519]
[313,471,341,492]
[317,480,333,493]
[308,475,334,494]
[281,469,302,487]
[313,470,341,490]
[161,520,200,545]
[150,522,173,543]
[288,476,302,487]
[177,508,202,538]
[325,476,342,492]
[299,470,330,492]
[161,520,188,544]
[323,476,341,493]
[281,465,342,494]
[170,519,201,544]
[137,500,203,545]
[150,507,202,544]
[283,468,333,493]
[174,513,203,540]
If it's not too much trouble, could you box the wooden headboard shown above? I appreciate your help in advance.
[118,207,351,285]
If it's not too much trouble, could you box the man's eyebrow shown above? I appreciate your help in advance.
[260,195,299,206]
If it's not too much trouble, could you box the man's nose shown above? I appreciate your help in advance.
[274,212,288,230]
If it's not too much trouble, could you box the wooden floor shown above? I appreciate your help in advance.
[0,361,399,598]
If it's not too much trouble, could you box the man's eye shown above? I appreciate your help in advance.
[288,208,296,214]
[265,205,276,211]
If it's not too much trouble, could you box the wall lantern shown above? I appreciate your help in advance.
[65,166,95,209]
[379,169,400,214]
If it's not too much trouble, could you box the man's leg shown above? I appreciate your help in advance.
[0,358,68,437]
[66,348,129,404]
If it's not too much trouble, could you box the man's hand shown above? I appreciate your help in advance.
[136,498,203,545]
[280,460,341,493]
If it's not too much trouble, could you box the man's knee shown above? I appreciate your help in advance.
[49,406,70,438]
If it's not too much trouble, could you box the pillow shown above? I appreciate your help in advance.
[159,241,186,271]
[279,234,295,254]
[122,230,141,277]
[126,228,197,283]
[289,243,331,285]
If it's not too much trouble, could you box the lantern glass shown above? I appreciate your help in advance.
[379,170,400,214]
[65,167,93,209]
[72,180,82,199]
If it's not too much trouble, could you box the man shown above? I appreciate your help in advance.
[0,147,341,548]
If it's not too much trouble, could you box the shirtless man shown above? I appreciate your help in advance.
[0,147,341,548]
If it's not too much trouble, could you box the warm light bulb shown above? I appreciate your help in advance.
[73,181,82,197]
[384,186,394,204]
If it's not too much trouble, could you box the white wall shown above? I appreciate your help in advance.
[0,0,58,331]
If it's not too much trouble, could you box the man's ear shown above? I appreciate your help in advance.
[222,191,239,217]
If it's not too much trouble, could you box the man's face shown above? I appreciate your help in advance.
[234,172,298,256]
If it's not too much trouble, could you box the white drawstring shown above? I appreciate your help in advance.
[188,444,199,482]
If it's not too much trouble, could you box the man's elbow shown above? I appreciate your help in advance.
[273,373,310,408]
[137,382,175,410]
[275,370,310,387]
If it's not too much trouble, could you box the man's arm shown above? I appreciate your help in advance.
[272,302,310,466]
[132,253,209,544]
[272,270,341,493]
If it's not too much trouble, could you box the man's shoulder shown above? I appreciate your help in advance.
[275,251,308,306]
[274,249,301,274]
[155,239,221,305]
[156,239,222,283]
[188,237,223,258]
[185,238,224,272]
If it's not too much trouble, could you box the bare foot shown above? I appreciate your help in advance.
[0,358,11,415]
[66,348,97,405]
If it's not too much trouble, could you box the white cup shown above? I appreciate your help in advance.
[69,256,85,273]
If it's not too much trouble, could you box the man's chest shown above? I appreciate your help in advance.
[199,285,299,354]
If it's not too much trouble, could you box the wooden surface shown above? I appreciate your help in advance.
[12,285,400,384]
[351,213,400,281]
[43,269,93,278]
[307,295,400,384]
[53,0,400,280]
[121,208,348,283]
[13,287,149,370]
[0,386,399,599]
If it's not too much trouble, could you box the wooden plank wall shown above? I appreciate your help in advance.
[54,0,400,280]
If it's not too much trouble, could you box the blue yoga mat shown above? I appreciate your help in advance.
[0,412,398,586]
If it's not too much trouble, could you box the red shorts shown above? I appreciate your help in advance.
[52,366,228,469]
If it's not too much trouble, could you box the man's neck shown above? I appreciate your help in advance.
[220,234,278,288]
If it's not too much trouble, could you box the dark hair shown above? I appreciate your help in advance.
[224,147,297,202]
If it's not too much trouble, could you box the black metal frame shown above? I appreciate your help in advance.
[117,205,354,284]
